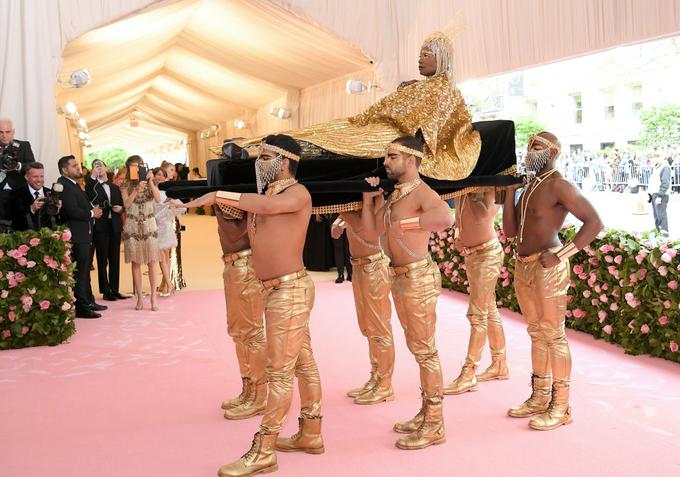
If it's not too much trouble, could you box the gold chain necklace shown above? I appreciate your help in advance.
[518,168,558,244]
[250,178,298,235]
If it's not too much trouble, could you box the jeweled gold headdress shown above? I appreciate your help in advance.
[387,143,425,159]
[259,143,300,162]
[528,133,561,152]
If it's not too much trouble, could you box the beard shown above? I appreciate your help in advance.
[524,148,552,175]
[255,156,284,194]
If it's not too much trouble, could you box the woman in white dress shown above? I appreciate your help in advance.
[153,167,186,296]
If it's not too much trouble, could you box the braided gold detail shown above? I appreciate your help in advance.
[387,144,425,159]
[260,143,300,162]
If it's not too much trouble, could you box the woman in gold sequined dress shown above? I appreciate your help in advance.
[121,155,162,311]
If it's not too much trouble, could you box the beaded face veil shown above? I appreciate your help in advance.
[524,133,560,177]
[254,143,300,194]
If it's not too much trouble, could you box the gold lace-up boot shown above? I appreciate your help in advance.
[529,379,573,430]
[354,376,394,405]
[476,356,509,382]
[221,378,250,410]
[507,374,551,418]
[224,381,267,420]
[444,362,478,395]
[275,416,325,454]
[395,396,445,450]
[346,366,377,398]
[218,432,278,477]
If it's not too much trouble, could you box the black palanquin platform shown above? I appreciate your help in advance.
[163,120,520,212]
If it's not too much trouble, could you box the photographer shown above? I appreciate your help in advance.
[86,159,126,301]
[10,162,61,231]
[57,155,107,319]
[0,117,36,227]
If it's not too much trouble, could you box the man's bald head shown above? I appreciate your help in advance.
[0,117,15,145]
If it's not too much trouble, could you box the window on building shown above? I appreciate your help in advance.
[628,140,639,146]
[526,99,538,114]
[570,144,583,155]
[570,93,583,123]
[630,84,643,118]
[600,142,615,150]
[605,105,615,120]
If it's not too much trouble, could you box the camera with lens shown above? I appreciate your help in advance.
[0,152,18,171]
[43,183,64,216]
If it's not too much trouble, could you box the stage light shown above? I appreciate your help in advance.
[84,140,92,147]
[78,118,87,129]
[68,68,91,88]
[65,102,77,115]
[346,79,377,95]
[78,131,86,140]
[233,119,246,129]
[270,107,291,119]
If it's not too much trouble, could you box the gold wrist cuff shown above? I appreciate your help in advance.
[555,241,579,261]
[216,190,241,208]
[399,217,422,231]
[332,217,345,228]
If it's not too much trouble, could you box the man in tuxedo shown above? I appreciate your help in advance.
[57,155,107,319]
[86,159,127,301]
[10,162,60,231]
[0,117,36,227]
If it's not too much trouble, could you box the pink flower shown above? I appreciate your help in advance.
[26,260,36,268]
[598,310,607,322]
[659,315,669,325]
[565,310,573,318]
[21,326,29,335]
[29,238,40,246]
[635,254,644,264]
[0,290,8,299]
[583,290,592,298]
[603,325,613,335]
[61,229,72,241]
[573,264,584,275]
[639,268,648,278]
[18,244,30,254]
[640,324,650,334]
[2,330,10,338]
[605,255,614,263]
[8,311,16,322]
[0,249,3,258]
[602,283,609,291]
[663,300,671,309]
[17,257,27,266]
[614,255,623,264]
[670,341,679,352]
[665,248,677,259]
[599,244,615,253]
[661,252,673,263]
[588,257,600,266]
[658,266,668,277]
[610,303,619,311]
[504,246,511,254]
[20,295,32,306]
[612,290,619,298]
[502,278,510,287]
[668,280,678,290]
[599,294,608,303]
[39,300,50,310]
[61,302,72,311]
[591,298,599,306]
[572,309,586,319]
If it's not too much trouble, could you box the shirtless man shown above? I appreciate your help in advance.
[331,212,394,405]
[503,131,602,431]
[180,134,323,476]
[362,135,454,450]
[444,189,508,395]
[215,212,266,420]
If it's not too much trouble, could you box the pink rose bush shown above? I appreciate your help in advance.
[1,228,76,350]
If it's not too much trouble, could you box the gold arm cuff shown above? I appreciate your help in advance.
[399,216,422,231]
[555,241,579,261]
[216,191,241,208]
[332,216,344,227]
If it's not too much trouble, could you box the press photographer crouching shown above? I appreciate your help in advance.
[10,162,62,231]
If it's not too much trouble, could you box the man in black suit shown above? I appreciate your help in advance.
[57,155,107,319]
[86,159,127,301]
[10,162,60,231]
[1,117,36,227]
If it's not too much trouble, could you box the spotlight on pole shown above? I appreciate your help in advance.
[269,107,291,119]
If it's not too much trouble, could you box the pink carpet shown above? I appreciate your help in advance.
[2,282,680,476]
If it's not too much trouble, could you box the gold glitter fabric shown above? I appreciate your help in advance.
[238,75,480,181]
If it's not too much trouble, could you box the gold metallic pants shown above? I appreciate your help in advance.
[259,272,321,434]
[223,252,266,384]
[391,257,443,398]
[351,252,394,381]
[514,255,572,382]
[463,239,505,365]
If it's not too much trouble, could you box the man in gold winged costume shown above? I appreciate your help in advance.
[240,31,481,183]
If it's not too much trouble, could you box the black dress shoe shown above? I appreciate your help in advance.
[347,274,352,282]
[102,294,118,301]
[335,275,344,284]
[76,308,101,319]
[114,293,131,300]
[88,302,108,311]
